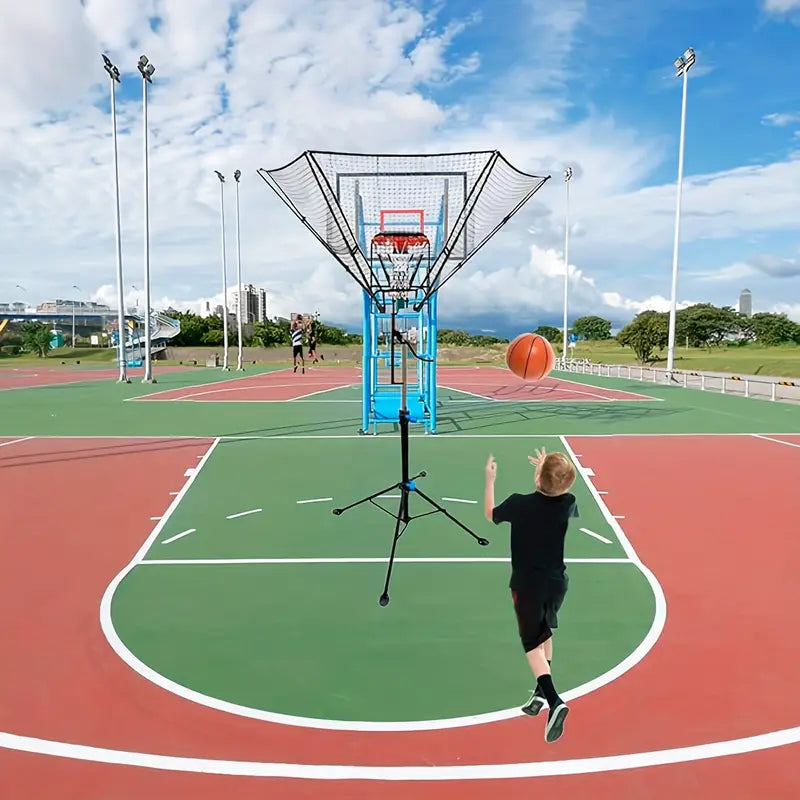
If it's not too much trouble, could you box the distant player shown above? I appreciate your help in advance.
[291,316,305,374]
[307,318,321,364]
[483,447,578,743]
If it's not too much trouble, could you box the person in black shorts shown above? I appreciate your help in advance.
[484,447,578,743]
[291,316,305,374]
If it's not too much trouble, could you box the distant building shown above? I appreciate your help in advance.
[738,289,752,317]
[232,284,268,323]
[37,299,111,314]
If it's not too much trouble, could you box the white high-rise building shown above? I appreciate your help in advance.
[738,288,752,317]
[233,284,268,323]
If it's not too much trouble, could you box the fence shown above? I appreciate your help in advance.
[558,359,800,404]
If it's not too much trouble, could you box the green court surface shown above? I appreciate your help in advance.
[3,363,799,728]
[112,436,652,722]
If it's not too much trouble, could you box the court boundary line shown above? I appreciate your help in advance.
[438,382,661,404]
[139,556,632,566]
[98,435,664,733]
[752,433,800,450]
[0,436,35,448]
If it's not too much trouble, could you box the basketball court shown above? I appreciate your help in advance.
[2,148,799,797]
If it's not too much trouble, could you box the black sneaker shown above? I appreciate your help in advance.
[293,365,297,373]
[544,703,568,743]
[521,689,546,716]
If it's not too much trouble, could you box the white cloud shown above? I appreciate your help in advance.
[761,112,800,126]
[762,0,800,13]
[0,0,799,335]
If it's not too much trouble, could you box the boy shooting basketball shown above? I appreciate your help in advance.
[291,315,305,374]
[484,447,578,743]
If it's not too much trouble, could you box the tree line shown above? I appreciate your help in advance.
[615,304,800,363]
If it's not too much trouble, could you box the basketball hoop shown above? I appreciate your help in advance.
[371,232,430,300]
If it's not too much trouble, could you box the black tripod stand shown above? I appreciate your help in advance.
[332,328,489,606]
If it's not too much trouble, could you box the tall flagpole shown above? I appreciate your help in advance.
[214,171,230,370]
[102,54,130,383]
[138,55,156,383]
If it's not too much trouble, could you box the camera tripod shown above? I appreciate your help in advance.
[332,327,489,606]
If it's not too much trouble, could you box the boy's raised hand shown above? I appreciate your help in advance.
[485,454,497,480]
[528,447,547,468]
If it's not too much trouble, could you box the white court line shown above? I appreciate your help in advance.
[0,436,34,448]
[161,528,197,545]
[3,723,800,780]
[289,383,358,401]
[101,434,664,735]
[150,517,162,521]
[123,368,294,402]
[614,515,626,520]
[579,527,612,544]
[226,508,262,520]
[580,467,595,477]
[378,494,400,499]
[140,557,632,565]
[442,497,478,504]
[169,491,179,496]
[183,468,195,477]
[752,433,800,450]
[296,497,333,504]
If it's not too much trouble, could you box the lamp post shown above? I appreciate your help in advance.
[71,284,81,347]
[138,54,156,383]
[561,166,573,366]
[102,53,130,383]
[233,169,244,371]
[214,170,230,370]
[666,47,695,380]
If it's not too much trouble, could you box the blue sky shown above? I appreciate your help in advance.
[0,0,798,330]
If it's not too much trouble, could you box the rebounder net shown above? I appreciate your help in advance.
[257,151,549,308]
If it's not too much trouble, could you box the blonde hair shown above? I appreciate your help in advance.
[536,452,576,497]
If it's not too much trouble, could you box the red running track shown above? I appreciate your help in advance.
[0,435,798,797]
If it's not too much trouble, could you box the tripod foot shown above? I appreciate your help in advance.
[332,508,343,516]
[379,594,390,607]
[478,537,490,546]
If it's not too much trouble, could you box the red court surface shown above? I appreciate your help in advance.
[134,366,362,402]
[1,434,798,798]
[134,365,652,403]
[437,366,655,402]
[0,364,192,391]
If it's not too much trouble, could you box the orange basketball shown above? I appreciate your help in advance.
[505,333,555,381]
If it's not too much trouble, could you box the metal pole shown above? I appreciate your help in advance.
[138,55,156,383]
[562,167,572,366]
[71,284,80,348]
[234,170,244,371]
[215,171,230,369]
[666,49,694,378]
[103,55,129,383]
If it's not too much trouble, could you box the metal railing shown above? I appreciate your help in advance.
[558,359,800,404]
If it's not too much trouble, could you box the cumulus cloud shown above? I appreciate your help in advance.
[762,0,800,13]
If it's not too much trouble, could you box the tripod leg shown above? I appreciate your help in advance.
[379,491,407,606]
[332,482,402,516]
[414,487,490,546]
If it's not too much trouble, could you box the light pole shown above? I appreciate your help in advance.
[138,54,156,383]
[233,169,244,371]
[71,284,81,347]
[214,170,230,370]
[561,166,573,366]
[666,47,695,380]
[102,53,130,383]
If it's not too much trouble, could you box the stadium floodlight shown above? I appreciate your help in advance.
[102,53,130,383]
[138,55,156,383]
[214,171,230,369]
[666,48,696,380]
[561,166,573,366]
[233,169,244,371]
[257,150,550,606]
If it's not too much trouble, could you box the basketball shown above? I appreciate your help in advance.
[505,333,555,381]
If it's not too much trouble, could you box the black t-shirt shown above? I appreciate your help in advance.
[492,492,579,588]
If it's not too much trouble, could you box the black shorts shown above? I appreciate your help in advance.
[293,345,303,358]
[511,573,568,652]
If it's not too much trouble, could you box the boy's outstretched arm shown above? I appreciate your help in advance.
[483,454,497,523]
